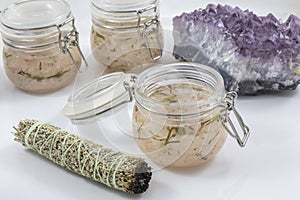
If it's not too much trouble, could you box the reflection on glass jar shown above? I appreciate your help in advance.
[0,0,87,93]
[63,62,250,168]
[91,0,163,73]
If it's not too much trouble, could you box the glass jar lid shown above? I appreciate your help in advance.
[1,0,71,30]
[0,0,73,38]
[63,72,136,124]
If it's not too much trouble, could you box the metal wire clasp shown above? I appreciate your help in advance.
[123,74,138,102]
[221,91,250,147]
[57,18,88,72]
[137,5,162,61]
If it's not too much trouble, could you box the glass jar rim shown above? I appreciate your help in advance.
[134,62,226,116]
[91,0,159,28]
[91,0,158,13]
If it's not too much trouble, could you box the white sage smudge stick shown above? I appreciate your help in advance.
[13,119,152,194]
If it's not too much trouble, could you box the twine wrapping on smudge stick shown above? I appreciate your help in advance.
[13,119,152,194]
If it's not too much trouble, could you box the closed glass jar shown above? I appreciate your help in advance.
[91,0,163,73]
[0,0,86,93]
[63,62,250,168]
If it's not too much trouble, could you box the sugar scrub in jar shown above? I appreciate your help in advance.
[90,0,163,73]
[63,62,250,168]
[0,0,87,93]
[132,63,250,167]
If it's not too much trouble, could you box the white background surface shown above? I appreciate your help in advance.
[0,0,300,199]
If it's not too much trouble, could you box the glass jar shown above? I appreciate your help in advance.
[0,0,87,93]
[63,62,250,168]
[91,0,163,73]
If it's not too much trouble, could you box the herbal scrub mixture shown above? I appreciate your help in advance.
[3,46,81,93]
[91,24,163,73]
[62,63,249,168]
[90,0,163,73]
[0,0,86,93]
[133,83,227,167]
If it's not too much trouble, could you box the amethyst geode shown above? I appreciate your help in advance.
[173,4,300,95]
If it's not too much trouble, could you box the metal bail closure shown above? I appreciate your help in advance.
[62,72,137,124]
[221,91,250,147]
[57,17,88,72]
[137,5,162,61]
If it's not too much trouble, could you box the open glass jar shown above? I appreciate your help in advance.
[0,0,87,93]
[63,62,250,168]
[91,0,163,73]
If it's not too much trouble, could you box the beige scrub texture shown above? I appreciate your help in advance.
[133,83,227,168]
[91,22,163,73]
[3,45,81,93]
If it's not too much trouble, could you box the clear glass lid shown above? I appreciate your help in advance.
[62,72,136,124]
[1,0,71,29]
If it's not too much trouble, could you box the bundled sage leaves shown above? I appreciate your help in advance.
[13,119,152,194]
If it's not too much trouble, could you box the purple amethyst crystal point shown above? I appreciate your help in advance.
[173,4,300,95]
